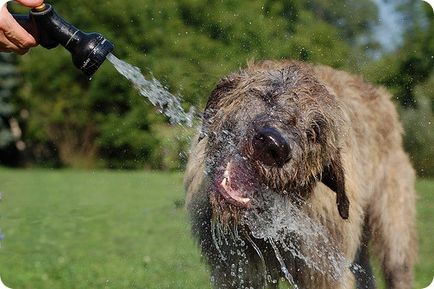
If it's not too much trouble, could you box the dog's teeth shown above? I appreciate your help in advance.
[223,169,229,179]
[221,177,228,188]
[219,160,250,206]
[223,162,231,183]
[223,161,232,178]
[237,197,250,204]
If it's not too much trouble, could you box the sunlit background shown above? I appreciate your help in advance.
[0,0,433,288]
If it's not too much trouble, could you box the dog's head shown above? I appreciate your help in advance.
[199,61,349,224]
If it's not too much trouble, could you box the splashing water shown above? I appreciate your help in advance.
[204,138,354,286]
[106,53,195,127]
[242,191,351,282]
[208,181,355,287]
[269,238,298,288]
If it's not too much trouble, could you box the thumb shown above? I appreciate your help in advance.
[14,0,44,8]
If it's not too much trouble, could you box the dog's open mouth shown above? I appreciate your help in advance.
[215,159,257,208]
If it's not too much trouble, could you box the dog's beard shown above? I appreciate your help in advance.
[244,190,350,282]
[207,156,351,282]
[204,132,350,281]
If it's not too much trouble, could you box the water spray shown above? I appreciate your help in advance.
[10,1,114,77]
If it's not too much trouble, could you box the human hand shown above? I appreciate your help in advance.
[0,0,44,54]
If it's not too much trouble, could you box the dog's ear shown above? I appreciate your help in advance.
[321,151,349,219]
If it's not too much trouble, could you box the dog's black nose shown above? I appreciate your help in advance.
[251,126,290,167]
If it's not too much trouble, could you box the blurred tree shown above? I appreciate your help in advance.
[364,0,433,107]
[304,0,380,68]
[306,0,378,42]
[401,92,434,176]
[0,53,16,148]
[362,0,434,175]
[14,0,378,169]
[0,53,20,165]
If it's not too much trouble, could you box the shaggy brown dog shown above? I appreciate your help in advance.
[185,60,416,289]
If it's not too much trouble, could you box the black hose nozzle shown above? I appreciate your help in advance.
[14,4,114,77]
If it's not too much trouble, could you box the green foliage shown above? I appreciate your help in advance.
[14,0,366,169]
[401,76,434,177]
[0,169,433,288]
[361,1,434,175]
[151,125,195,170]
[305,0,378,42]
[364,1,434,107]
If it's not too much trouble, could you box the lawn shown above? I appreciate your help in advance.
[0,169,432,289]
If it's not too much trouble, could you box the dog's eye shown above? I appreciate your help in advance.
[307,123,321,143]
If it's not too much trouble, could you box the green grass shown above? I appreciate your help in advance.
[0,169,432,289]
[0,169,210,289]
[415,179,434,289]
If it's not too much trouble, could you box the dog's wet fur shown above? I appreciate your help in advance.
[185,60,416,289]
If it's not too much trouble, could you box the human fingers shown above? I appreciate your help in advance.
[0,5,37,49]
[0,32,29,54]
[14,0,44,8]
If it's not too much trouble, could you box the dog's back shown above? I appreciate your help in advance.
[313,64,417,289]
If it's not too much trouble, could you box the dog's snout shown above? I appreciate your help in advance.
[250,126,290,167]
